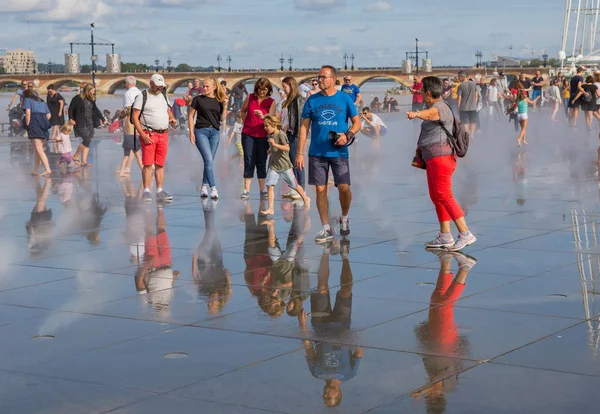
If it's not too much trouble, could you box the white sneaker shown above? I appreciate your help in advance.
[289,189,301,200]
[210,187,219,200]
[200,185,209,198]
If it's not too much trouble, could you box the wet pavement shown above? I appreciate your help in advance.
[1,113,600,414]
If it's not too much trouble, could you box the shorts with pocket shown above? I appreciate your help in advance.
[122,134,140,156]
[308,156,351,186]
[140,130,168,167]
[459,110,477,124]
[265,168,298,189]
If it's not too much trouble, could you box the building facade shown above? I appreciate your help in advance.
[0,49,38,74]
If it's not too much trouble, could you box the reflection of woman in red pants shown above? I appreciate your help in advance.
[406,76,476,251]
[413,250,476,413]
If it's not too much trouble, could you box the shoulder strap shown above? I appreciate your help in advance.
[437,101,456,153]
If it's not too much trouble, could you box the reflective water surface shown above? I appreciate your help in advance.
[1,106,600,413]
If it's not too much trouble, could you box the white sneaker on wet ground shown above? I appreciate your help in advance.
[425,233,455,249]
[446,232,477,252]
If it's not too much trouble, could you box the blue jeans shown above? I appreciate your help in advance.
[287,132,305,188]
[194,127,220,187]
[563,98,570,118]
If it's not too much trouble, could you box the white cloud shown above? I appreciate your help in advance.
[363,1,391,12]
[294,0,345,11]
[233,42,249,51]
[305,45,342,55]
[1,0,55,12]
[29,0,111,22]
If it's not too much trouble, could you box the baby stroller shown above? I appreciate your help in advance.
[8,104,27,137]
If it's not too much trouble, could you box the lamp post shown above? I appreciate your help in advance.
[227,55,231,72]
[542,50,549,68]
[279,54,285,71]
[48,58,52,74]
[217,54,222,72]
[350,53,355,70]
[167,57,172,73]
[475,50,483,68]
[343,53,348,71]
[288,54,293,71]
[154,57,159,72]
[90,23,97,86]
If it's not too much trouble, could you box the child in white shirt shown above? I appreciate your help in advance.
[55,123,73,171]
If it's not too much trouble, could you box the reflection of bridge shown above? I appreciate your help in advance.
[0,68,548,95]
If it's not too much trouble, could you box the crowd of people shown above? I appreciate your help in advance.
[11,64,600,253]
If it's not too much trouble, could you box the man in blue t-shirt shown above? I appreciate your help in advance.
[297,65,361,243]
[339,75,362,107]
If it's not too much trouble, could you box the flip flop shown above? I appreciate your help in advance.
[39,172,52,177]
[73,159,81,166]
[81,163,93,168]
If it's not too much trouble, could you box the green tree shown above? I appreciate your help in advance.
[0,67,5,74]
[175,63,192,72]
[121,62,150,72]
[80,64,91,73]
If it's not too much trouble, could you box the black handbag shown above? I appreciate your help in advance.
[411,147,426,170]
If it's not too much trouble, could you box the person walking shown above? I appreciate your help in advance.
[456,71,478,137]
[297,65,361,243]
[512,89,539,147]
[131,74,178,203]
[68,83,107,167]
[23,89,52,177]
[306,79,320,98]
[46,84,65,141]
[117,75,142,176]
[405,76,476,251]
[561,78,571,119]
[240,77,276,199]
[487,78,501,120]
[545,78,562,122]
[280,76,305,199]
[411,75,424,112]
[531,70,544,111]
[188,77,228,200]
[340,75,363,108]
[572,75,600,131]
[568,66,586,127]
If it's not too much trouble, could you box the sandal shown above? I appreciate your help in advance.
[73,159,81,166]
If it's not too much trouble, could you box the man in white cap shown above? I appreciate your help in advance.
[132,74,177,203]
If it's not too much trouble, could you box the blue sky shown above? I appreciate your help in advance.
[1,0,566,69]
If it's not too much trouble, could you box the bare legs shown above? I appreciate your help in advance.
[31,139,51,176]
[517,119,528,147]
[551,102,559,121]
[314,183,352,227]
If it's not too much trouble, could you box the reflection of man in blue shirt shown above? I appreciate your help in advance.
[340,75,363,106]
[298,241,363,407]
[297,65,361,243]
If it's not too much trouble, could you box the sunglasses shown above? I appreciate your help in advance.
[344,79,351,82]
[312,83,318,86]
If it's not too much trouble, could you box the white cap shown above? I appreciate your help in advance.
[150,73,166,87]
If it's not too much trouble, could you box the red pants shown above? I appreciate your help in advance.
[426,155,464,222]
[141,130,169,167]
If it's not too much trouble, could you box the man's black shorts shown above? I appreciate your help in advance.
[308,156,351,186]
[459,110,477,124]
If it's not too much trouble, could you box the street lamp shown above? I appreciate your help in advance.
[227,55,232,72]
[343,53,348,71]
[167,56,172,72]
[154,57,159,72]
[90,23,97,86]
[475,50,483,68]
[542,50,549,68]
[217,54,222,72]
[288,54,293,71]
[350,53,355,70]
[48,58,53,74]
[279,54,285,71]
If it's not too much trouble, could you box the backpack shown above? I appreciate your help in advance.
[129,89,171,125]
[130,89,171,150]
[438,101,470,158]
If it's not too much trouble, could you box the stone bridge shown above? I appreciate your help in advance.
[0,68,549,95]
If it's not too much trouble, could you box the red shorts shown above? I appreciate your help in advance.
[140,130,169,167]
[144,231,172,269]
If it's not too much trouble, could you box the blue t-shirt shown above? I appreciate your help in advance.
[340,84,360,102]
[307,343,361,382]
[23,98,50,114]
[302,91,357,158]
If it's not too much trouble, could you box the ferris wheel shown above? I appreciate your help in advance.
[560,0,600,71]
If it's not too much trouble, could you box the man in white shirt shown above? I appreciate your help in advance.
[118,76,143,176]
[132,74,177,203]
[359,107,387,138]
[298,80,310,98]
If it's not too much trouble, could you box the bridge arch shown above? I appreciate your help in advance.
[0,79,22,89]
[167,77,195,94]
[38,77,87,92]
[356,74,410,88]
[104,78,150,95]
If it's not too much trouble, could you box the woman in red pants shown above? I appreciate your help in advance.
[406,76,477,251]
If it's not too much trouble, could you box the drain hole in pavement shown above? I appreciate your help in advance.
[31,335,55,340]
[416,282,435,286]
[163,352,188,359]
[546,294,568,298]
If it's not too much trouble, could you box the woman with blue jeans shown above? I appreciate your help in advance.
[189,78,228,199]
[280,76,305,199]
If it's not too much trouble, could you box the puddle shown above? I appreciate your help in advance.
[163,352,188,359]
[31,335,55,340]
